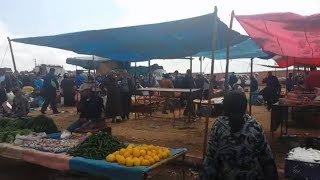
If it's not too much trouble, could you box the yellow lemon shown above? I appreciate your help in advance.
[162,152,168,159]
[164,149,170,156]
[106,154,116,162]
[149,157,155,165]
[120,148,126,155]
[140,149,146,156]
[153,155,160,162]
[139,156,144,161]
[125,157,134,166]
[151,150,157,154]
[127,144,135,149]
[144,155,152,160]
[123,151,131,158]
[112,151,120,156]
[133,157,141,166]
[126,148,133,155]
[141,159,150,166]
[133,149,141,157]
[116,155,126,165]
[147,151,153,156]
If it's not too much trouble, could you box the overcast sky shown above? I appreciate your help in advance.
[0,0,319,73]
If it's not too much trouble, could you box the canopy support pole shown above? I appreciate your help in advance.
[224,11,235,93]
[134,62,137,119]
[188,56,193,123]
[286,57,289,95]
[249,58,254,115]
[200,56,203,74]
[203,6,218,160]
[148,60,151,118]
[7,37,17,72]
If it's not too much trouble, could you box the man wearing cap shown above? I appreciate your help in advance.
[65,83,104,132]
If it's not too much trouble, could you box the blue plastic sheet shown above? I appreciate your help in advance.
[66,56,110,69]
[70,148,187,180]
[12,14,248,62]
[194,38,272,59]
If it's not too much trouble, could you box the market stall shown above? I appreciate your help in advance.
[0,119,188,180]
[271,91,320,136]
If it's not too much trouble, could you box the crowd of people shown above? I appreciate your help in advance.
[0,65,319,179]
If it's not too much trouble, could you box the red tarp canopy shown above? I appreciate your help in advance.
[274,56,320,68]
[236,13,320,58]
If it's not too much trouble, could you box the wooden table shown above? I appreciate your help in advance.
[136,88,201,123]
[137,87,200,93]
[193,97,224,117]
[271,103,320,136]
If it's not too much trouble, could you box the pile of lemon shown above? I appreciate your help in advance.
[106,144,171,166]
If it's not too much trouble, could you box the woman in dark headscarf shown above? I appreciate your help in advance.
[60,73,76,106]
[101,71,122,122]
[202,91,278,180]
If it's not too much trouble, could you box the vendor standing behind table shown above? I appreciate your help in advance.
[40,68,59,114]
[160,73,174,114]
[286,73,294,92]
[250,74,259,93]
[305,67,320,91]
[60,73,76,106]
[101,71,123,122]
[228,72,238,90]
[262,71,281,110]
[65,83,104,133]
[119,70,134,120]
[181,69,196,117]
[195,74,208,99]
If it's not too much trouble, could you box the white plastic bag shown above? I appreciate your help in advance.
[6,91,15,104]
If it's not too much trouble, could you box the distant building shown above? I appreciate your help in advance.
[0,68,13,74]
[34,64,66,75]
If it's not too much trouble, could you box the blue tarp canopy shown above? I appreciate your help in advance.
[11,13,264,62]
[66,55,109,69]
[195,38,272,59]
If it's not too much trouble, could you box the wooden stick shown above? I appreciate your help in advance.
[203,6,218,160]
[224,11,235,93]
[7,37,17,72]
[249,58,254,115]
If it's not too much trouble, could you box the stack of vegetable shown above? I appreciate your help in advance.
[0,118,33,143]
[67,132,124,160]
[25,115,58,134]
[0,115,59,143]
[106,144,171,166]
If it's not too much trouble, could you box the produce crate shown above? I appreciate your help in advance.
[285,159,320,180]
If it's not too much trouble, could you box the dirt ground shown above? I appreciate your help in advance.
[2,102,320,180]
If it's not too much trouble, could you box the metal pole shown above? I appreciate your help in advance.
[134,62,137,119]
[286,57,289,94]
[92,55,96,80]
[249,58,254,115]
[148,60,151,117]
[188,57,193,123]
[200,56,203,74]
[224,11,235,93]
[203,6,218,160]
[7,37,17,72]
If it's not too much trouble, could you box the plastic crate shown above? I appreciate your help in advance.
[285,159,320,179]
